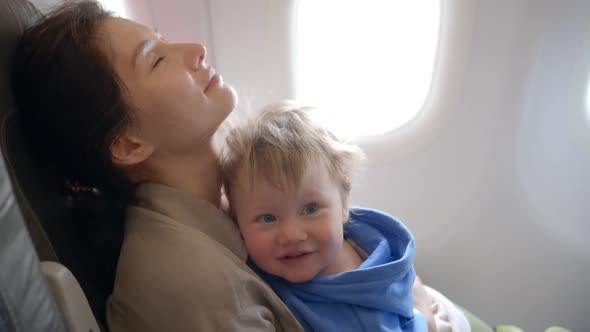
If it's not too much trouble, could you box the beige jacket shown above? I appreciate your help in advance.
[107,183,303,332]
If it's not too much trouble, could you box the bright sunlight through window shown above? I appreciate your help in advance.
[296,1,440,137]
[98,0,128,18]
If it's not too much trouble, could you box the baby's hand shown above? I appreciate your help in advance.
[413,275,437,332]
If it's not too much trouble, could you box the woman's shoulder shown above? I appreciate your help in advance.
[127,183,248,259]
[108,241,296,331]
[114,231,255,299]
[118,204,248,284]
[108,206,301,331]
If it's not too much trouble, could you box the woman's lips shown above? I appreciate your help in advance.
[204,73,222,93]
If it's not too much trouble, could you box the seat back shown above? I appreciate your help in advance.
[0,138,66,331]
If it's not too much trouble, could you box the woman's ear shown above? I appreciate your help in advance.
[110,134,155,166]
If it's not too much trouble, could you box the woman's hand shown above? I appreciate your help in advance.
[413,275,437,332]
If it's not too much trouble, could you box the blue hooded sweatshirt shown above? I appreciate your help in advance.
[254,207,428,332]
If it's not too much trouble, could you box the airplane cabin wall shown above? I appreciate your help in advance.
[347,1,590,330]
[136,0,296,114]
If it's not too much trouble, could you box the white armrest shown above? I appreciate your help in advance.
[40,261,101,332]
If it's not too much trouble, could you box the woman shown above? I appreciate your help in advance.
[12,1,302,331]
[12,1,437,331]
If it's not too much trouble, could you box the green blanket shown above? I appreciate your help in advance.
[459,307,571,332]
[460,307,494,332]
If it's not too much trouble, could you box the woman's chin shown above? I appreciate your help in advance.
[213,84,238,115]
[225,85,238,111]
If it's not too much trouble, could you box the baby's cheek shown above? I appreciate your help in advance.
[243,232,272,265]
[324,226,344,261]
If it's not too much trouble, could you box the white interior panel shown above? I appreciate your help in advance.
[352,1,590,330]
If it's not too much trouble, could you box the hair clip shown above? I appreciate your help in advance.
[65,180,97,194]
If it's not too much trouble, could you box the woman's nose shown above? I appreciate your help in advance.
[183,43,207,70]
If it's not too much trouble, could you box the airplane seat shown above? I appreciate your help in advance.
[1,0,110,331]
[0,147,67,330]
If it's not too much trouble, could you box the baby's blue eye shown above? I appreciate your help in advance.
[302,203,319,215]
[257,214,277,223]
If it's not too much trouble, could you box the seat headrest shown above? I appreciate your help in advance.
[0,0,54,260]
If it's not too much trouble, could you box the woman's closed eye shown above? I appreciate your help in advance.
[301,203,319,215]
[152,56,164,69]
[256,214,277,223]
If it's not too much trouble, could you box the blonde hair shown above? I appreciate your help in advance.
[220,101,365,204]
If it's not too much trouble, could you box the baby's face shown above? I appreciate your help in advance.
[230,167,347,283]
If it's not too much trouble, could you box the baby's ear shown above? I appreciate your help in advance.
[340,189,351,223]
[341,201,350,224]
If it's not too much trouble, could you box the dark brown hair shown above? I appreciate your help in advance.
[11,0,135,282]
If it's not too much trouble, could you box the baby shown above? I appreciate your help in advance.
[220,101,470,332]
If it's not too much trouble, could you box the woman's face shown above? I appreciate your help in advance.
[100,18,237,155]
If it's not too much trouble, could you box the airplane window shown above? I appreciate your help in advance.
[98,0,128,18]
[295,0,440,137]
